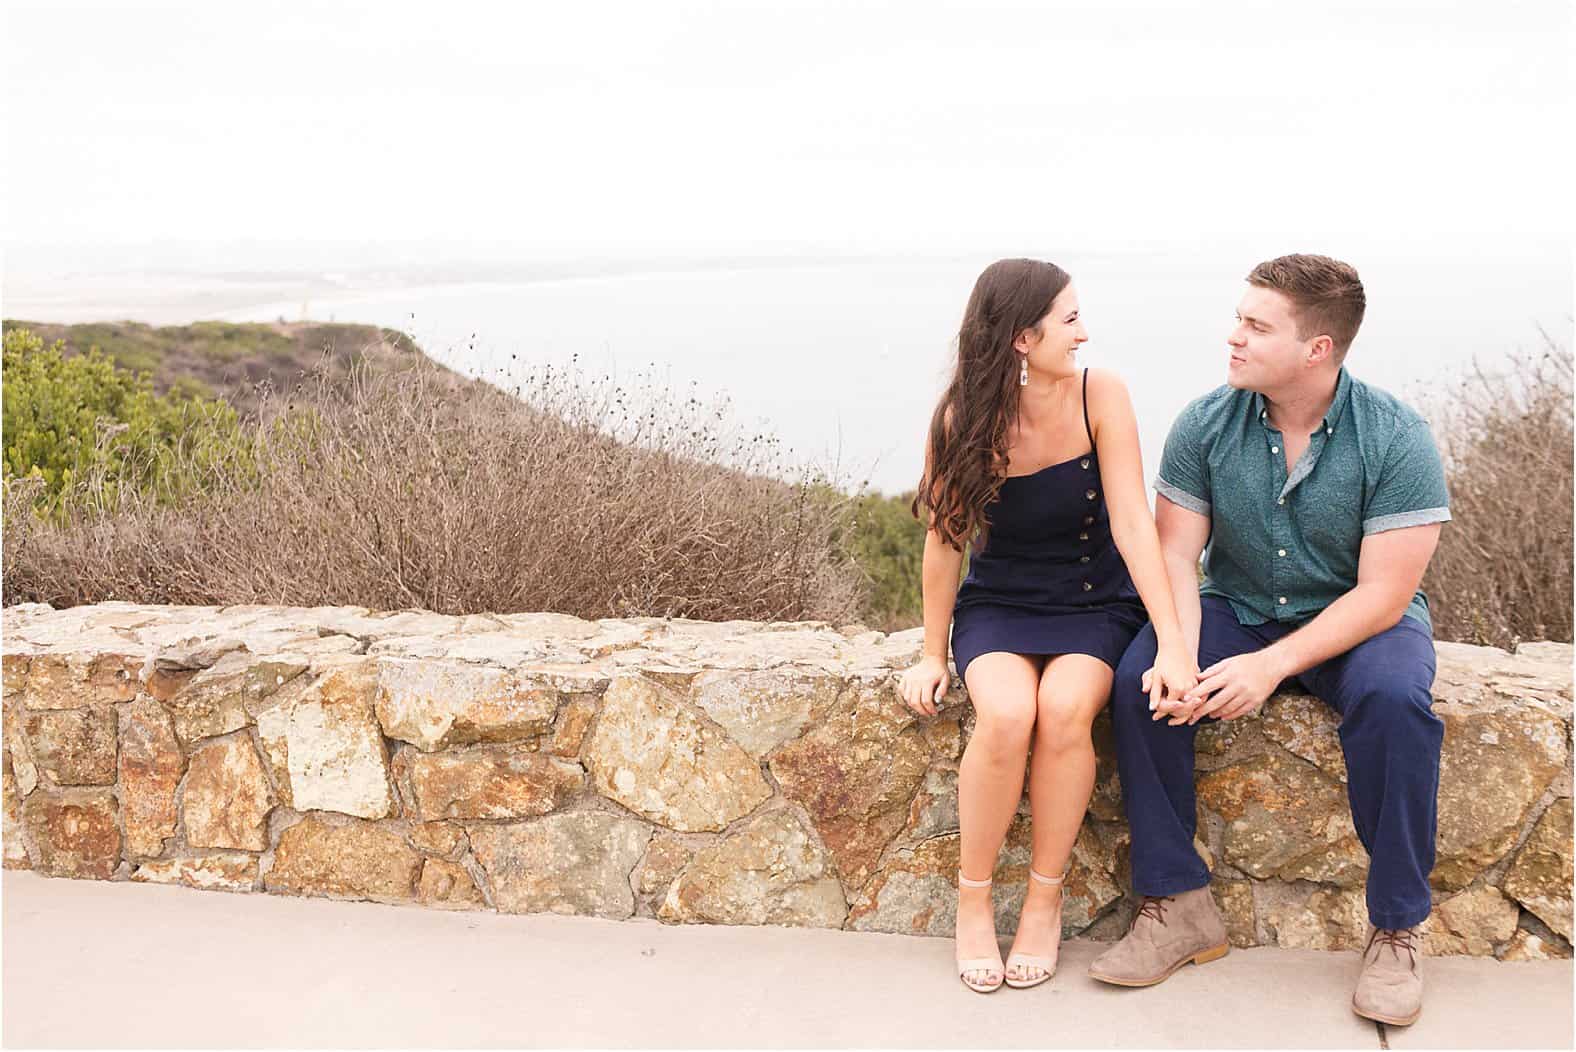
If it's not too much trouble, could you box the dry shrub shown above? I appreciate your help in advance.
[1419,327,1573,649]
[3,349,867,623]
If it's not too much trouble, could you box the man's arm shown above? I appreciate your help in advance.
[1181,522,1443,722]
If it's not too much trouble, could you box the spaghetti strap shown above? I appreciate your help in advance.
[1081,368,1094,448]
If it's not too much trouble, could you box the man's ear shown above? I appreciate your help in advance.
[1306,333,1335,365]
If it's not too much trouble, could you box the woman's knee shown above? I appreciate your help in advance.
[1033,656,1108,753]
[973,701,1037,756]
[964,654,1040,757]
[1034,700,1095,754]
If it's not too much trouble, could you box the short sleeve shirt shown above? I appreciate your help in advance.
[1154,367,1451,632]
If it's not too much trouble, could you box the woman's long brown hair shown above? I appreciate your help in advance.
[910,258,1072,553]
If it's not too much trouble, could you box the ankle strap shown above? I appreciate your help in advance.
[1029,867,1065,886]
[957,870,993,888]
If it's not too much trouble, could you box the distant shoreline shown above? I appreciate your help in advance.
[10,240,1569,327]
[4,253,980,326]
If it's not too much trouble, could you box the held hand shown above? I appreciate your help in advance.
[1181,650,1285,724]
[897,655,950,717]
[1142,643,1200,725]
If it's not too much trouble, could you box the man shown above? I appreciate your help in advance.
[1088,254,1451,1027]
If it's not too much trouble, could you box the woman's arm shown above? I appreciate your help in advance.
[1086,369,1191,667]
[920,528,966,662]
[898,408,967,717]
[1150,495,1210,722]
[1155,495,1209,662]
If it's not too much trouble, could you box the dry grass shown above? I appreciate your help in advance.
[2,347,868,623]
[1419,327,1573,650]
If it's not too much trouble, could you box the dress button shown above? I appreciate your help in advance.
[1079,532,1089,541]
[1080,555,1090,563]
[1277,497,1285,505]
[1080,458,1090,469]
[1082,581,1093,591]
[1271,446,1280,454]
[1279,596,1288,605]
[1278,549,1286,557]
[1083,516,1094,525]
[1085,489,1097,500]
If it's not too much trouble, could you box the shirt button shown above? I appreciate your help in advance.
[1277,497,1285,505]
[1083,516,1094,525]
[1080,555,1091,563]
[1085,489,1097,500]
[1278,549,1286,557]
[1279,596,1288,605]
[1271,445,1280,454]
[1083,581,1093,591]
[1079,532,1089,541]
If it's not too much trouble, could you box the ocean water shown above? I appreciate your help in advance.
[9,247,1570,496]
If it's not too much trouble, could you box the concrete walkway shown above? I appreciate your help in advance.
[3,871,1570,1049]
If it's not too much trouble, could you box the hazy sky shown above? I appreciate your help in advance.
[5,0,1572,261]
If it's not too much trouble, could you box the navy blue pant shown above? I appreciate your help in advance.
[1112,596,1443,930]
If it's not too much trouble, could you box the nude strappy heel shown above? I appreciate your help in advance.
[955,871,1004,994]
[1004,867,1065,989]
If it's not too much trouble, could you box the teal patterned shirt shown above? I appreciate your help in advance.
[1154,367,1451,632]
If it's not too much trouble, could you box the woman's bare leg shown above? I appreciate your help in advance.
[955,651,1042,988]
[1006,652,1113,983]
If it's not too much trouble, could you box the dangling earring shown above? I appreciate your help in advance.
[1019,354,1029,386]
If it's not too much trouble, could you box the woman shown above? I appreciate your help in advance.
[897,258,1197,993]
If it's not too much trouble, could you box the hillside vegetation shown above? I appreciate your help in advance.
[2,321,869,624]
[3,320,1568,648]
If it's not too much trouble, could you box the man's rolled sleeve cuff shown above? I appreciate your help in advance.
[1154,477,1211,516]
[1362,507,1452,535]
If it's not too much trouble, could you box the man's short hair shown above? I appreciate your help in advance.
[1247,254,1366,360]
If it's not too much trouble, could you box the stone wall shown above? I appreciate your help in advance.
[2,601,1570,960]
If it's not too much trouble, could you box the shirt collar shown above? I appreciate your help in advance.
[1254,367,1352,437]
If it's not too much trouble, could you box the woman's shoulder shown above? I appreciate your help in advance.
[1083,366,1134,407]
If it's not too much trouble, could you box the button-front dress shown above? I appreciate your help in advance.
[949,369,1149,679]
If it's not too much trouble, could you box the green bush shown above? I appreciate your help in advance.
[2,326,252,521]
[839,489,930,630]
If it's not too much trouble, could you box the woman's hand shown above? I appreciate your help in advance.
[897,655,951,717]
[1140,641,1198,723]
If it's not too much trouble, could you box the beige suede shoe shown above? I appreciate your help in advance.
[1087,886,1230,987]
[1352,926,1424,1026]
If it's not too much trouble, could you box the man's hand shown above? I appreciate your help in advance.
[1180,649,1288,724]
[1148,687,1201,725]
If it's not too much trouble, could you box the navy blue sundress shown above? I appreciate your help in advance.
[949,368,1148,680]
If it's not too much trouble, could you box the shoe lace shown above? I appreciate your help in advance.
[1130,895,1173,932]
[1367,926,1419,969]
